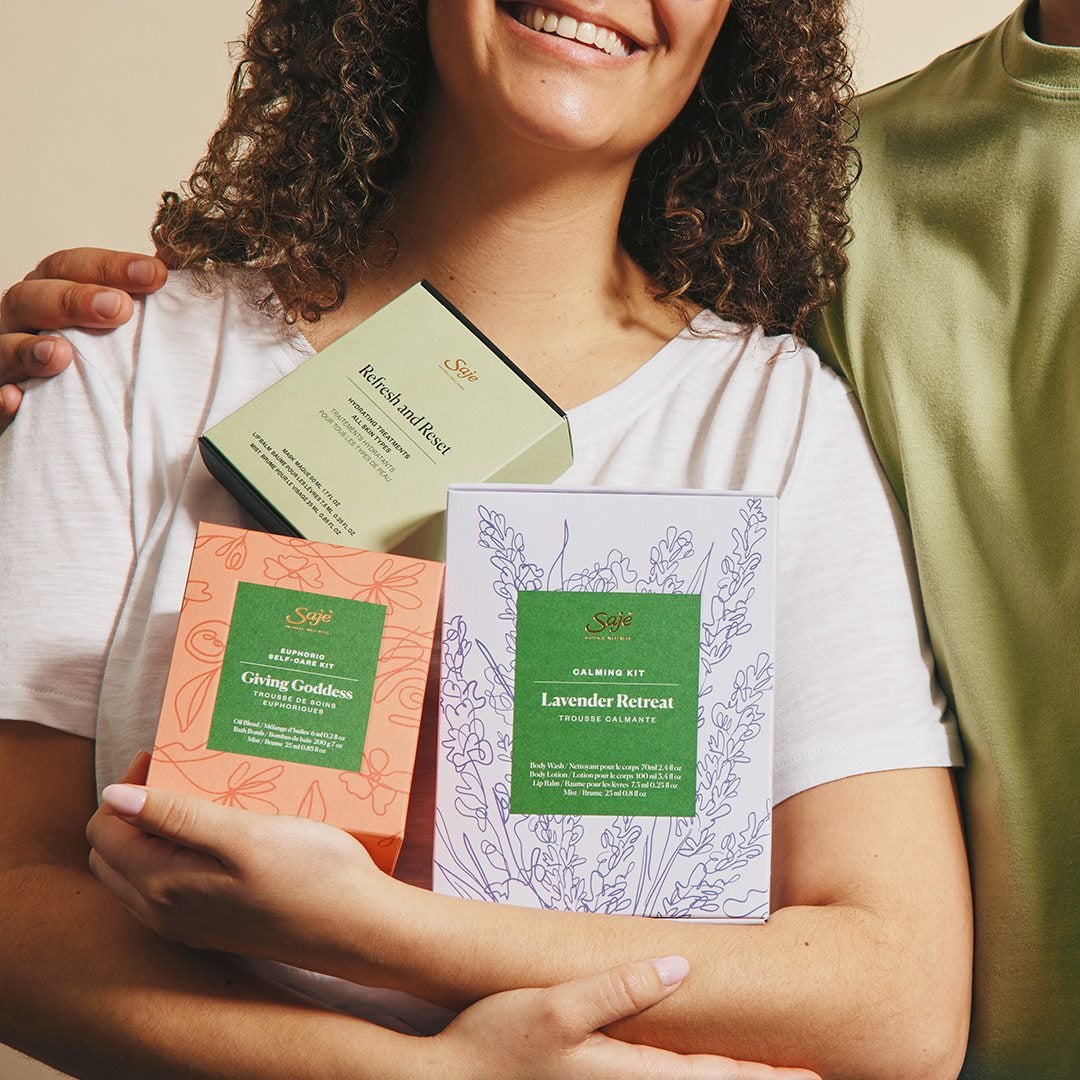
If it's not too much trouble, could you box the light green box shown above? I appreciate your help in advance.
[199,282,572,559]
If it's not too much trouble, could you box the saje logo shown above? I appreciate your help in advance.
[443,357,479,383]
[585,610,633,636]
[286,606,333,629]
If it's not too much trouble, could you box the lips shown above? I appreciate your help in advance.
[510,4,637,58]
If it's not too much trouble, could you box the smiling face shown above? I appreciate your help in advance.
[425,1,731,159]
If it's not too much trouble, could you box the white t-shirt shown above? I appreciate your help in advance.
[0,271,961,1027]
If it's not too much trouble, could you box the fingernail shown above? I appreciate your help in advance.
[128,259,157,286]
[652,955,690,987]
[102,783,147,817]
[92,292,123,319]
[32,338,55,366]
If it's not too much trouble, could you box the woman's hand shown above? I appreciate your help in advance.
[436,958,821,1080]
[0,248,167,431]
[86,770,387,974]
[87,770,818,1080]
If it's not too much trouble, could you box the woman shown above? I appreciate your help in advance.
[0,2,970,1077]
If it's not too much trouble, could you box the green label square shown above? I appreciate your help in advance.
[207,581,385,770]
[511,590,700,817]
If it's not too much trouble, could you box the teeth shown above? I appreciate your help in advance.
[513,5,635,57]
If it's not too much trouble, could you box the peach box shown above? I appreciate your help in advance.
[148,522,443,873]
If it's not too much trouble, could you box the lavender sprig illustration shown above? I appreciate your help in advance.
[434,498,773,917]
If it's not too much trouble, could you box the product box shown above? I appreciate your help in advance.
[149,522,444,872]
[434,485,777,921]
[199,282,572,559]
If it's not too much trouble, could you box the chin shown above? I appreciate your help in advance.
[496,84,633,156]
[426,0,668,161]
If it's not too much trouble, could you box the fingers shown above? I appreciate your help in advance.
[607,1048,820,1080]
[27,248,168,293]
[87,845,157,922]
[1,278,134,333]
[87,798,169,871]
[680,1058,821,1080]
[446,961,823,1080]
[0,248,167,421]
[0,332,76,391]
[86,805,217,944]
[0,382,24,433]
[550,956,691,1037]
[1,249,167,342]
[549,958,822,1080]
[99,784,236,862]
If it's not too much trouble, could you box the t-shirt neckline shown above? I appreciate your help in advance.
[569,309,731,429]
[1002,1,1080,93]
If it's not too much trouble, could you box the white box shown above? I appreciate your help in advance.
[434,485,778,922]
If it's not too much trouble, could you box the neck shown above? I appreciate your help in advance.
[392,88,644,321]
[305,85,688,405]
[1033,0,1080,46]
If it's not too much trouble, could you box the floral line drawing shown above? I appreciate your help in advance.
[435,497,774,919]
[339,747,413,816]
[152,742,285,812]
[193,530,437,615]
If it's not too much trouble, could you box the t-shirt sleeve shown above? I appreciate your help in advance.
[0,330,137,737]
[772,366,962,803]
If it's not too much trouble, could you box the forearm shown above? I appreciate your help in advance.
[0,724,428,1079]
[316,770,969,1080]
[75,746,968,1079]
[0,860,417,1080]
[351,883,922,1078]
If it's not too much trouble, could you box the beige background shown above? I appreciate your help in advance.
[0,1,1019,1077]
[0,0,1021,289]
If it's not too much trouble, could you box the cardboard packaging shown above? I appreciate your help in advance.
[434,485,777,921]
[199,282,572,560]
[149,522,443,872]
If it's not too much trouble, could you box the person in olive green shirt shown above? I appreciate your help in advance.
[0,3,1077,1076]
[810,2,1080,1076]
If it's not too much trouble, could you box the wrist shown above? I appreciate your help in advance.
[366,886,486,1007]
[310,861,424,984]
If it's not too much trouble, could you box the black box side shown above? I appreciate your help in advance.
[198,436,304,539]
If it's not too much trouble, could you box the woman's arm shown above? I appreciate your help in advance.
[3,721,812,1080]
[0,722,410,1080]
[90,765,971,1080]
[401,768,971,1078]
[0,248,165,430]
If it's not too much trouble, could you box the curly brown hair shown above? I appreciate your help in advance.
[153,0,857,339]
